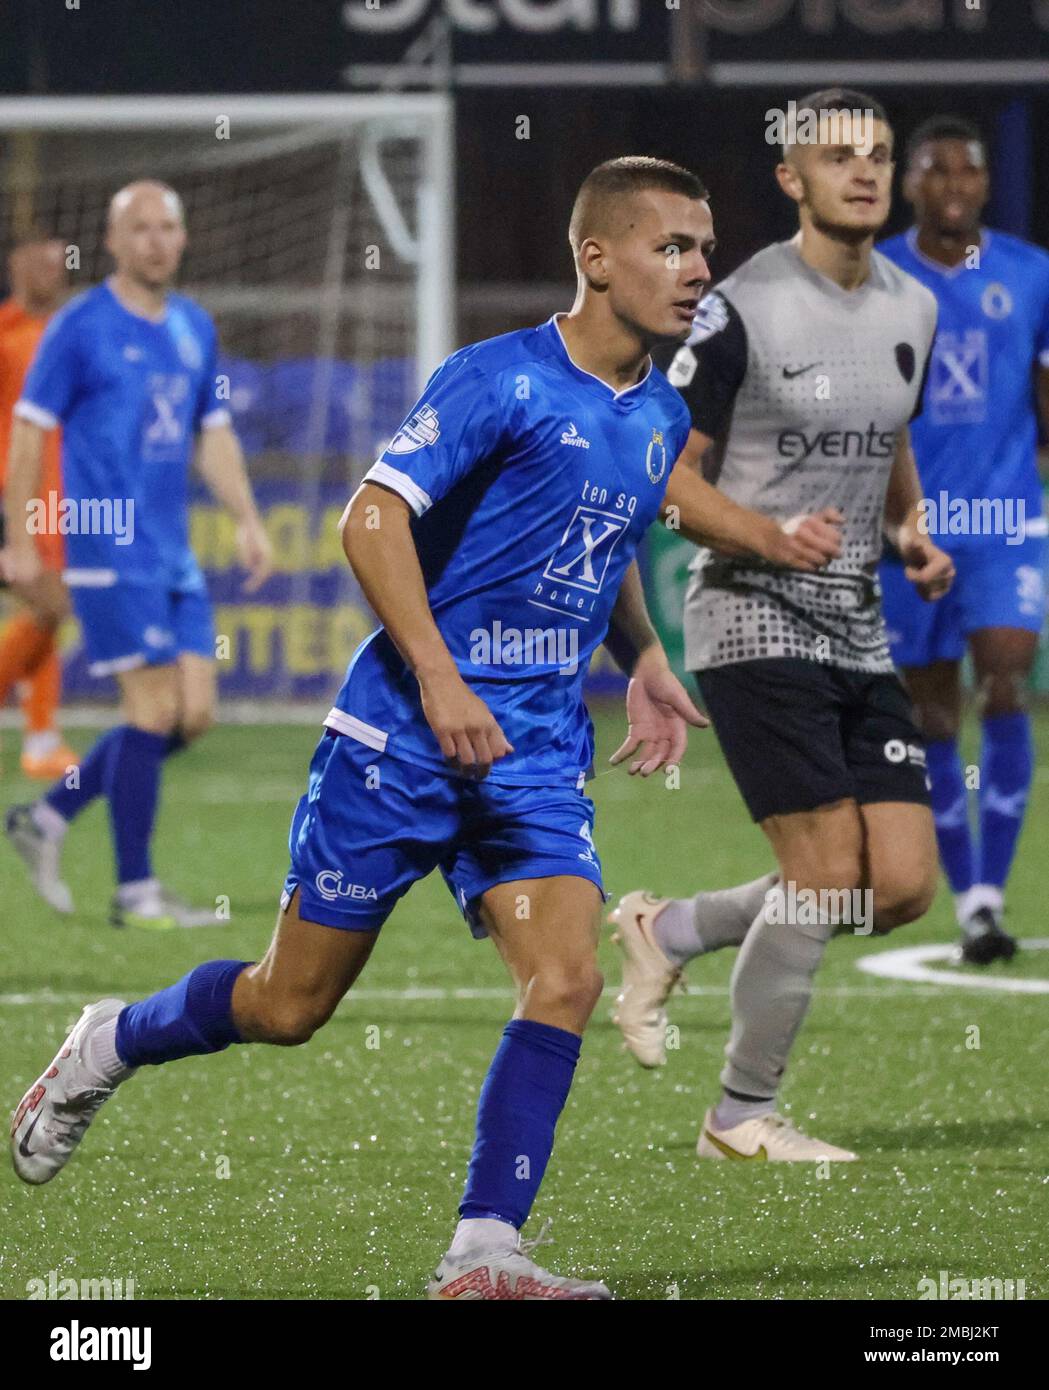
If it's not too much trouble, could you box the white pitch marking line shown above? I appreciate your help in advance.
[0,982,1024,1008]
[857,938,1049,995]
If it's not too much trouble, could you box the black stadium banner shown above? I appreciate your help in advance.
[336,0,1049,86]
[2,0,1048,93]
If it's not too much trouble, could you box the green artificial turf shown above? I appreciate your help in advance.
[1,705,1046,1300]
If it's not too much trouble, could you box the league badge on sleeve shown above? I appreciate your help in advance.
[387,403,441,454]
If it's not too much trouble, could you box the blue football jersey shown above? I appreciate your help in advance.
[879,228,1049,545]
[325,315,691,786]
[16,281,230,588]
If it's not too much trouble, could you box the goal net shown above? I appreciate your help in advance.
[0,94,455,711]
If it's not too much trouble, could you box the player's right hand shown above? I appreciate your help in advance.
[768,507,844,572]
[0,543,43,587]
[418,668,514,780]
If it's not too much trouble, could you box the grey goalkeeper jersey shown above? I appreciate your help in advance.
[656,236,938,673]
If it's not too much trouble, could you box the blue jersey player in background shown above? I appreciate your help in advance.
[879,118,1049,964]
[9,158,841,1299]
[2,182,273,928]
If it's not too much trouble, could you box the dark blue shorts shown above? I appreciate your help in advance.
[281,731,605,936]
[880,534,1047,669]
[70,581,215,677]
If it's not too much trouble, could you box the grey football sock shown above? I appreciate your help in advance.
[653,872,778,967]
[719,884,837,1101]
[712,1093,776,1131]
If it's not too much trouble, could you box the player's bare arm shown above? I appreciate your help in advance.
[606,558,706,777]
[884,425,954,600]
[340,479,512,779]
[194,421,274,593]
[660,428,843,571]
[1,416,47,586]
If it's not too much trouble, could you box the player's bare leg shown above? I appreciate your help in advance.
[429,875,612,1300]
[11,888,375,1184]
[231,889,377,1044]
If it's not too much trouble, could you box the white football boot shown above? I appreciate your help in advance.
[11,999,132,1185]
[111,883,218,931]
[4,804,74,915]
[609,890,684,1068]
[428,1223,612,1300]
[697,1107,857,1163]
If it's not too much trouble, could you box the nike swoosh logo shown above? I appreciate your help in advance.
[18,1110,42,1159]
[782,363,819,379]
[703,1129,768,1160]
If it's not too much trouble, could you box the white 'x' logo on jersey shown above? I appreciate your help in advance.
[146,392,183,443]
[547,509,625,590]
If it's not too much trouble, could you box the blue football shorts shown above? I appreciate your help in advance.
[880,534,1047,669]
[70,581,216,677]
[281,730,605,937]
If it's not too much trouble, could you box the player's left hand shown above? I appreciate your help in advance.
[610,647,708,777]
[236,516,275,593]
[900,530,954,601]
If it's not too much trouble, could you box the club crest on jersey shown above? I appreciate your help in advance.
[894,342,915,383]
[981,282,1013,320]
[645,428,667,484]
[387,404,440,455]
[175,332,203,371]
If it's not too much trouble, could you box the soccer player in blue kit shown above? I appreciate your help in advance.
[879,118,1049,963]
[2,181,273,929]
[10,159,841,1298]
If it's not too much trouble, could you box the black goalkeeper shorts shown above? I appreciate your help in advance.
[694,657,931,824]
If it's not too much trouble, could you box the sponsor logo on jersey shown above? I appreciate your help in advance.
[541,505,628,595]
[387,404,440,455]
[981,282,1014,320]
[776,422,895,463]
[315,870,379,903]
[645,428,667,483]
[560,421,590,448]
[929,329,988,425]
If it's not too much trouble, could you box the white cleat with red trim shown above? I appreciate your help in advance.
[427,1224,612,1300]
[11,998,130,1185]
[609,889,683,1069]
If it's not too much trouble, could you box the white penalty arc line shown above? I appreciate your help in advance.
[856,938,1049,995]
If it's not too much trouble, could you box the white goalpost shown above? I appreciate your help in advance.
[0,93,456,713]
